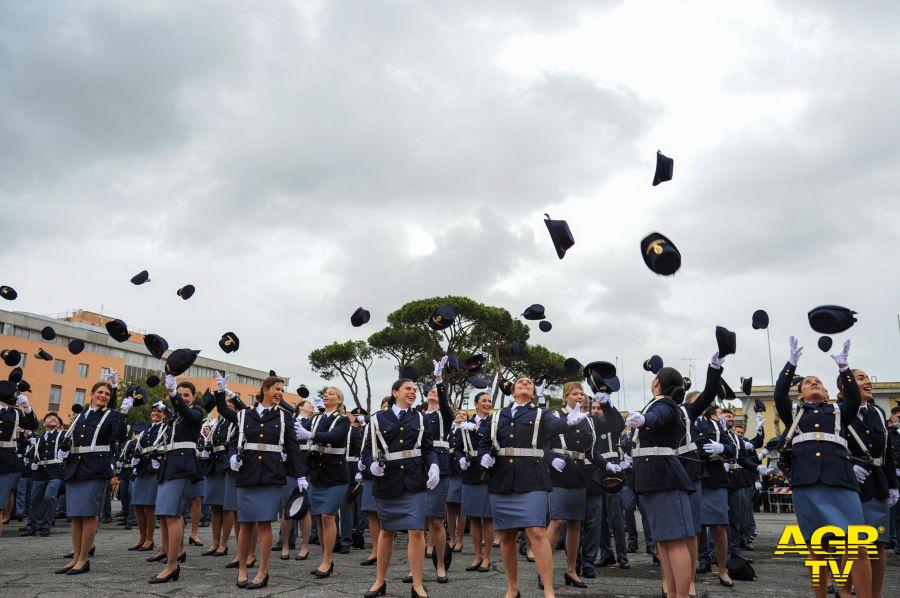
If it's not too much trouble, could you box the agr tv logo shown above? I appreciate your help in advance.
[774,525,879,585]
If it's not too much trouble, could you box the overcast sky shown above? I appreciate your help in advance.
[3,1,899,410]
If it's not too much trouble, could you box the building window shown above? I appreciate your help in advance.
[53,359,65,374]
[49,385,62,411]
[78,363,89,378]
[101,367,111,381]
[75,388,86,406]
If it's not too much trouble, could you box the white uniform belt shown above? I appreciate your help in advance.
[244,443,282,453]
[299,445,311,452]
[791,432,848,448]
[872,457,883,466]
[317,446,346,456]
[0,441,17,448]
[600,451,619,460]
[552,448,585,460]
[213,445,227,453]
[346,456,359,462]
[632,447,676,457]
[39,459,63,465]
[726,462,742,471]
[497,448,544,458]
[383,449,422,461]
[432,441,450,449]
[72,445,110,454]
[166,442,198,452]
[677,442,698,455]
[464,449,479,458]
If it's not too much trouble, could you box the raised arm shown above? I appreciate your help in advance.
[436,380,454,428]
[215,391,239,424]
[832,341,859,428]
[775,336,803,426]
[686,360,724,420]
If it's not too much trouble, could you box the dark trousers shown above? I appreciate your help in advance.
[26,478,62,530]
[577,494,603,572]
[698,526,713,565]
[621,484,653,551]
[727,487,749,558]
[598,492,628,564]
[15,476,32,517]
[118,473,132,522]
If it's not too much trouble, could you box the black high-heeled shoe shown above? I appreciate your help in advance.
[212,547,228,556]
[280,553,290,560]
[201,547,219,556]
[176,552,187,563]
[312,561,334,578]
[189,537,203,546]
[436,575,448,584]
[66,561,91,575]
[564,572,587,588]
[246,573,269,590]
[128,542,144,551]
[63,546,95,559]
[477,560,491,573]
[225,560,241,569]
[148,566,180,584]
[295,550,309,561]
[411,587,428,598]
[146,553,166,563]
[465,563,481,571]
[236,577,249,588]
[360,556,377,566]
[54,564,74,574]
[718,575,735,588]
[402,574,413,583]
[137,542,155,552]
[364,582,387,597]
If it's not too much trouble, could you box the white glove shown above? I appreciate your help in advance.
[131,457,140,467]
[755,413,764,428]
[594,392,610,405]
[755,481,763,491]
[757,465,774,475]
[357,459,365,472]
[853,464,868,483]
[620,454,633,469]
[120,397,134,413]
[30,462,38,471]
[355,472,363,482]
[606,462,622,473]
[370,461,385,476]
[566,402,588,426]
[151,459,161,470]
[710,351,725,369]
[106,369,119,388]
[164,373,177,396]
[896,468,900,478]
[551,458,566,472]
[625,411,645,429]
[536,379,547,398]
[229,454,242,472]
[57,449,69,460]
[889,489,899,508]
[15,395,31,414]
[537,396,547,408]
[761,448,770,458]
[280,451,287,462]
[743,440,754,450]
[432,356,449,377]
[426,463,440,490]
[200,450,210,459]
[831,339,851,371]
[459,422,478,432]
[297,477,309,492]
[294,420,312,441]
[215,371,228,392]
[459,457,470,470]
[480,454,495,469]
[703,442,725,456]
[788,336,803,366]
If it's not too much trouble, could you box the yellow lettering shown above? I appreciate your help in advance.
[828,559,854,585]
[805,560,827,585]
[775,525,809,556]
[810,525,845,557]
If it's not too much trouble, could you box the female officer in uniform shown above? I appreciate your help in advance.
[220,373,308,590]
[774,338,867,598]
[624,367,696,598]
[446,409,466,554]
[545,381,599,589]
[357,400,385,567]
[305,386,351,578]
[0,381,39,539]
[56,372,131,575]
[421,358,454,582]
[150,375,204,584]
[477,375,588,598]
[132,402,167,553]
[200,399,234,557]
[455,390,494,573]
[361,378,440,598]
[837,368,898,598]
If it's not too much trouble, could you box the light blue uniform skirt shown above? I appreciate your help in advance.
[688,480,702,534]
[644,489,694,542]
[862,498,890,543]
[66,479,107,517]
[425,476,449,517]
[447,476,463,503]
[223,471,238,512]
[131,474,159,506]
[490,491,548,531]
[0,471,19,507]
[461,483,492,519]
[309,483,348,516]
[237,484,281,523]
[376,491,427,532]
[700,484,729,526]
[155,477,190,517]
[361,480,377,513]
[204,472,226,506]
[187,478,205,500]
[792,485,865,544]
[549,486,586,521]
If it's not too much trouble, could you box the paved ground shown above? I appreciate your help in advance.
[1,512,898,597]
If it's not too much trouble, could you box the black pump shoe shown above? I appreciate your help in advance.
[436,576,448,584]
[189,537,203,546]
[360,556,377,566]
[402,574,413,583]
[312,562,334,578]
[54,564,74,574]
[236,577,249,588]
[411,587,428,598]
[246,574,269,590]
[66,561,91,575]
[146,553,166,563]
[364,583,387,597]
[149,566,180,584]
[565,573,587,588]
[177,552,187,563]
[719,575,735,588]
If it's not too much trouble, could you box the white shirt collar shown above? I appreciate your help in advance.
[473,414,482,424]
[255,403,271,415]
[391,404,407,418]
